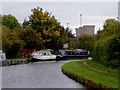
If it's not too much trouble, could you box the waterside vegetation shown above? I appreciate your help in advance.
[62,59,119,89]
[62,18,120,89]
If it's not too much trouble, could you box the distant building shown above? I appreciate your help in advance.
[75,25,95,39]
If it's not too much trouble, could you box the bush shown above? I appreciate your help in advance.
[92,34,120,68]
[6,43,21,58]
[26,54,31,58]
[92,38,108,65]
[77,35,96,51]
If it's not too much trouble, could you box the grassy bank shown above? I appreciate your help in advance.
[61,59,119,89]
[7,58,29,61]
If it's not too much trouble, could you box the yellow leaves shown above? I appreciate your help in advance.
[54,31,60,37]
[41,19,47,23]
[43,29,47,35]
[48,26,56,31]
[51,16,55,21]
[48,32,52,36]
[46,39,51,42]
[44,19,47,22]
[52,26,56,29]
[41,20,44,23]
[43,29,52,37]
[43,11,49,17]
[43,26,60,37]
[58,28,61,31]
[43,40,46,43]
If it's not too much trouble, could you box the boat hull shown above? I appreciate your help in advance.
[31,55,57,62]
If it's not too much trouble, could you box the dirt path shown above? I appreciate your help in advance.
[83,62,108,73]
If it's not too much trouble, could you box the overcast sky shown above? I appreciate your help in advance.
[1,1,119,34]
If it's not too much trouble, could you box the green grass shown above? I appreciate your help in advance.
[61,59,119,89]
[7,58,29,61]
[86,60,119,77]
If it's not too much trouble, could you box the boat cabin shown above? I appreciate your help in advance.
[58,50,90,58]
[0,50,6,61]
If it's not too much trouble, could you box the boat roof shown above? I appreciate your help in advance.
[37,50,51,53]
[0,50,3,54]
[66,50,77,51]
[41,49,54,51]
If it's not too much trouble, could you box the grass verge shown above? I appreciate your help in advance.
[7,58,29,61]
[61,59,119,89]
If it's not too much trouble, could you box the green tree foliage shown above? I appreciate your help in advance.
[2,26,24,58]
[77,35,96,51]
[11,28,25,48]
[24,7,71,50]
[2,14,21,30]
[22,25,44,49]
[8,43,21,58]
[97,18,119,39]
[22,18,29,29]
[2,26,13,58]
[92,18,120,68]
[28,7,60,33]
[2,7,74,58]
[92,35,120,68]
[103,19,118,33]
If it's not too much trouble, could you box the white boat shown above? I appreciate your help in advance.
[31,50,57,61]
[0,50,6,62]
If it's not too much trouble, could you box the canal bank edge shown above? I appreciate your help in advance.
[61,59,119,89]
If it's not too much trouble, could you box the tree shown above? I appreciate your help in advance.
[77,35,96,51]
[2,14,21,30]
[103,18,118,33]
[22,25,44,49]
[22,18,30,29]
[28,7,60,34]
[11,28,25,48]
[97,18,119,39]
[92,18,120,68]
[8,43,21,58]
[24,7,70,50]
[2,26,25,58]
[2,26,13,58]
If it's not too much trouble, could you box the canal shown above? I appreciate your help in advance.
[2,59,85,88]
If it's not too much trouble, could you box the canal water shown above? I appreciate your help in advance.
[2,60,85,88]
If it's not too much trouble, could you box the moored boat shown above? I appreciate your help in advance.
[0,50,7,65]
[31,50,57,61]
[57,49,91,59]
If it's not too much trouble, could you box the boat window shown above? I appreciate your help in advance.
[39,53,42,55]
[1,55,3,59]
[41,53,46,56]
[66,52,69,55]
[44,53,46,55]
[0,51,2,54]
[50,51,55,54]
[76,51,80,55]
[48,52,51,55]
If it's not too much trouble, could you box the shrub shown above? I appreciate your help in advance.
[26,53,31,58]
[92,38,108,65]
[92,34,120,68]
[77,35,96,51]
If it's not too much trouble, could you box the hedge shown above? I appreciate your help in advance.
[92,34,120,69]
